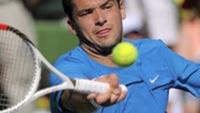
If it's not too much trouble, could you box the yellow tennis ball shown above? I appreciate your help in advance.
[112,42,138,67]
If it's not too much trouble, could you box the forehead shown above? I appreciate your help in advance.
[73,0,115,10]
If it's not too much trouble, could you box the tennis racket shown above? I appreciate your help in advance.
[0,23,127,113]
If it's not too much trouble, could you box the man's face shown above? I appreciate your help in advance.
[71,0,126,50]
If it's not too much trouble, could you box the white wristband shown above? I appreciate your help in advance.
[90,99,102,109]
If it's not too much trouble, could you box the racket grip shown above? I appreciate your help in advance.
[75,79,127,93]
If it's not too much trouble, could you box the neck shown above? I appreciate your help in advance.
[81,44,118,67]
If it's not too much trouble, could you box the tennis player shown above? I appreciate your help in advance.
[50,0,200,113]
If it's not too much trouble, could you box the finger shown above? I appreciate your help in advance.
[108,73,120,89]
[112,88,121,95]
[95,87,121,104]
[117,88,128,102]
[95,91,111,104]
[110,93,119,103]
[97,73,119,89]
[87,93,97,100]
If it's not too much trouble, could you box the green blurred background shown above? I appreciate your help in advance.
[36,20,78,63]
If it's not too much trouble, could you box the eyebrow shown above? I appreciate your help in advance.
[77,0,114,14]
[100,0,114,8]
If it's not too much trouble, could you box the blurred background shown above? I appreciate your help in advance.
[1,0,200,113]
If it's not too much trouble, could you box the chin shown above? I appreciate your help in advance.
[98,37,121,47]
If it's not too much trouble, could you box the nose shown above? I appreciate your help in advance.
[94,9,107,26]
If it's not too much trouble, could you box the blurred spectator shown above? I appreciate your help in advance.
[123,0,179,48]
[175,0,200,62]
[175,0,200,113]
[123,0,145,39]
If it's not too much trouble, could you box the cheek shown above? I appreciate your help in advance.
[109,14,122,30]
[77,21,94,36]
[107,11,122,25]
[77,16,95,29]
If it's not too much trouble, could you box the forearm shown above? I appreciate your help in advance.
[60,90,97,113]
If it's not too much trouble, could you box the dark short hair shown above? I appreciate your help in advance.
[62,0,74,21]
[62,0,121,21]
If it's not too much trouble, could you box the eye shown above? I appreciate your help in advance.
[78,9,93,17]
[102,2,113,9]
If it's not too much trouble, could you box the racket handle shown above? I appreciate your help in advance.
[75,79,127,93]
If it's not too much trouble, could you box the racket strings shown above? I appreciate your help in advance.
[0,94,9,110]
[0,30,37,110]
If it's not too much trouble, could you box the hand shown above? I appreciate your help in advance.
[87,73,127,107]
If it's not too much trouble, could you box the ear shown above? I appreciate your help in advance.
[119,0,126,20]
[66,19,77,35]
